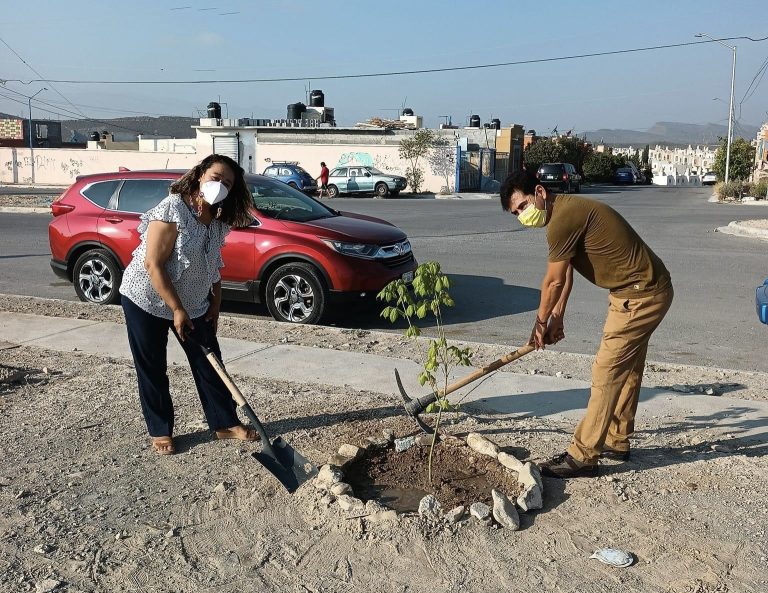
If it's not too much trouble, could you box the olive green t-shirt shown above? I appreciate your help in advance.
[547,195,670,297]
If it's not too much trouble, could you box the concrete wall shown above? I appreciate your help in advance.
[0,147,201,185]
[254,141,453,193]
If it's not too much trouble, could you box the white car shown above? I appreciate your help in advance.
[701,171,717,185]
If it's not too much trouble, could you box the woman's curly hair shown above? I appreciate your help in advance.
[170,154,252,227]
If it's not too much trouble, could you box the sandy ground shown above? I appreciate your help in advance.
[1,297,768,592]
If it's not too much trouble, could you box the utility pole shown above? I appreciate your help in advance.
[28,87,47,185]
[696,33,736,183]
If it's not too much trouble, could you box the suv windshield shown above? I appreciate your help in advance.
[539,164,565,174]
[248,176,335,222]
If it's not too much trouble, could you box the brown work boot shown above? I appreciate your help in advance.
[540,451,598,479]
[600,446,630,462]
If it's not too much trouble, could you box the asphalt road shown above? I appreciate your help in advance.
[2,185,767,371]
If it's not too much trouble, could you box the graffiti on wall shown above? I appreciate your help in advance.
[335,151,404,174]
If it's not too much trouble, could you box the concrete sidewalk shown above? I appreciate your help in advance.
[2,311,768,445]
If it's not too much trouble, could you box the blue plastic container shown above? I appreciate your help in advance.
[756,280,768,324]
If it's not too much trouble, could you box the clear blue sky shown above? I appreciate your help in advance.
[1,0,766,135]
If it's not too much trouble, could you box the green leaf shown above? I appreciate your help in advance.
[425,400,456,413]
[389,308,398,323]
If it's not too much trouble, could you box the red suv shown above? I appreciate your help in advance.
[48,170,416,324]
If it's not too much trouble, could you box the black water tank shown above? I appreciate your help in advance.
[89,131,100,141]
[491,118,501,129]
[287,102,306,120]
[207,102,222,119]
[402,107,414,116]
[309,90,324,107]
[469,114,481,128]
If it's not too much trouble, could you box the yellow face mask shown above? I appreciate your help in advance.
[518,202,547,227]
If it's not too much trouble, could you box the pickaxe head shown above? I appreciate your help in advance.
[394,368,436,435]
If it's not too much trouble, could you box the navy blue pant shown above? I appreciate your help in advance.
[122,297,239,437]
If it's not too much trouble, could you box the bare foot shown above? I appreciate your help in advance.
[151,436,175,455]
[215,425,260,441]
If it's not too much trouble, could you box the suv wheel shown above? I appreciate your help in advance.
[375,182,390,197]
[265,262,326,324]
[327,184,339,198]
[73,248,122,305]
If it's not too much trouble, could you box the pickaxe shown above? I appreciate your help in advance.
[395,344,536,434]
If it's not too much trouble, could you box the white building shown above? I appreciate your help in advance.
[649,144,716,176]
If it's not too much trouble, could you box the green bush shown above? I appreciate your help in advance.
[752,179,768,199]
[582,152,615,182]
[716,180,749,200]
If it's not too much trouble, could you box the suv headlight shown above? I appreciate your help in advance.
[324,240,412,260]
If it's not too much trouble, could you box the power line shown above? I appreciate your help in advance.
[2,35,767,85]
[0,85,150,135]
[738,52,768,118]
[0,35,91,122]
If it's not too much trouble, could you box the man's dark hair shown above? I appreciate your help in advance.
[320,161,326,167]
[500,170,542,211]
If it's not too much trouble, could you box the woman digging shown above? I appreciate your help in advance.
[120,154,258,455]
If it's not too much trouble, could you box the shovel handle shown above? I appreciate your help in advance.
[440,343,536,398]
[184,332,275,453]
[201,351,273,448]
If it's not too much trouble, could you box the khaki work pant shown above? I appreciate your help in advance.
[568,284,674,462]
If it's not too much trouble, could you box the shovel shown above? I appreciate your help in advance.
[395,343,536,434]
[187,333,317,493]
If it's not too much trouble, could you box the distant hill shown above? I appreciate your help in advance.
[584,121,759,147]
[0,111,199,141]
[61,116,199,142]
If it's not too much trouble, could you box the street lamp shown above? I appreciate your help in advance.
[696,33,736,183]
[28,87,47,184]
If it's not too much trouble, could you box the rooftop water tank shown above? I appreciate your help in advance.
[207,102,222,119]
[287,102,306,120]
[469,114,481,128]
[309,90,324,107]
[402,107,414,116]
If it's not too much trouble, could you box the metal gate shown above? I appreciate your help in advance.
[458,150,480,191]
[212,135,240,163]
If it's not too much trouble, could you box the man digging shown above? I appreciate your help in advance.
[500,171,673,478]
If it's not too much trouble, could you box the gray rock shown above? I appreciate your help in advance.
[469,502,491,521]
[417,494,442,519]
[491,490,520,530]
[466,433,500,459]
[319,493,336,507]
[327,454,355,469]
[338,444,363,460]
[315,465,344,489]
[516,483,543,512]
[336,495,365,513]
[444,506,465,524]
[394,436,417,452]
[518,462,544,492]
[365,436,390,450]
[35,579,62,593]
[497,451,525,472]
[415,434,436,447]
[382,429,395,443]
[330,482,353,496]
[213,481,231,494]
[33,544,52,554]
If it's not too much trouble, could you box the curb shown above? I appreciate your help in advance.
[0,206,51,214]
[716,221,768,240]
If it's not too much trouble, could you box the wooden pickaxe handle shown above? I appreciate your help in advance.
[404,344,535,416]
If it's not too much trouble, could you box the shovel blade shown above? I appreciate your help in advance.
[252,436,317,494]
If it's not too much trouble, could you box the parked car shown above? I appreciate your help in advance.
[48,170,417,324]
[536,163,582,193]
[613,167,637,184]
[701,171,717,185]
[262,162,317,193]
[326,166,407,198]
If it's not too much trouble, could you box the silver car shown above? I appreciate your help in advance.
[326,166,407,198]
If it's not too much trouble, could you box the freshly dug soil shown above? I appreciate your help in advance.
[345,441,522,512]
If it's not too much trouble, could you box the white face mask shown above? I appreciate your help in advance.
[199,180,229,206]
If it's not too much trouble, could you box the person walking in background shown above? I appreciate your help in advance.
[119,154,258,455]
[500,170,673,478]
[316,161,330,198]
